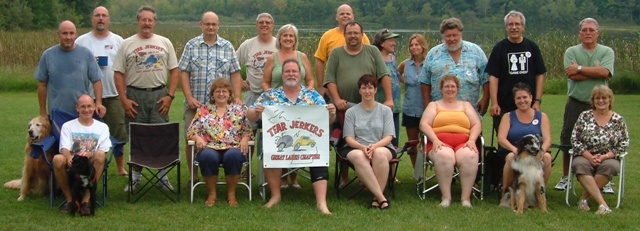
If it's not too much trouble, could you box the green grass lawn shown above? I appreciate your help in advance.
[1,92,638,230]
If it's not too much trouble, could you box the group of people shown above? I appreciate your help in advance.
[33,3,627,216]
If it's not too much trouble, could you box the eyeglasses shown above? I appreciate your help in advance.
[258,21,272,25]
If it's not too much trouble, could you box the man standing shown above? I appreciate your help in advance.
[323,21,392,187]
[76,6,128,176]
[247,58,336,215]
[314,4,370,97]
[236,12,277,107]
[114,6,179,192]
[419,17,489,115]
[178,11,243,186]
[555,18,615,193]
[54,94,111,215]
[487,11,546,132]
[35,20,105,118]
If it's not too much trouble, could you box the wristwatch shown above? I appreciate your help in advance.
[577,65,583,72]
[534,98,542,104]
[166,93,175,100]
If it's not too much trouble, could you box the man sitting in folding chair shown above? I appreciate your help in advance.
[53,94,111,214]
[186,78,253,207]
[247,58,336,214]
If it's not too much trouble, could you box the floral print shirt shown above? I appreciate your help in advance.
[571,110,629,157]
[251,85,326,107]
[186,103,253,150]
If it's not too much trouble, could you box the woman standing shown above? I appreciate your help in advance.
[372,29,401,147]
[187,78,253,207]
[398,34,428,168]
[262,24,315,91]
[572,85,628,215]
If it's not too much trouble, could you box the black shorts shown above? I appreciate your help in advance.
[401,113,421,127]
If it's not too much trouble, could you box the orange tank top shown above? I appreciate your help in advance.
[432,106,470,135]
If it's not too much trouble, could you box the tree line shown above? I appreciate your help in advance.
[2,0,640,30]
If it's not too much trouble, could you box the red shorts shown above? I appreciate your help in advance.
[426,132,469,152]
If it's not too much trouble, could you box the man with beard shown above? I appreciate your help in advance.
[178,11,243,187]
[419,17,489,116]
[247,59,336,215]
[76,6,128,175]
[314,4,371,97]
[35,20,105,118]
[114,6,179,192]
[323,20,392,187]
[554,18,615,193]
[487,10,546,132]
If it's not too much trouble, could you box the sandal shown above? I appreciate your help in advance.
[369,200,380,209]
[379,200,391,210]
[577,199,590,211]
[595,204,612,215]
[291,183,301,189]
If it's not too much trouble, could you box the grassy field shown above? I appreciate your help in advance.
[0,92,637,230]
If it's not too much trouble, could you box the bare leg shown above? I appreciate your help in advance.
[371,147,392,193]
[312,180,332,215]
[456,147,478,203]
[577,174,609,206]
[429,148,455,202]
[115,155,127,175]
[203,175,217,207]
[501,152,515,193]
[406,126,420,169]
[543,152,552,185]
[52,155,72,203]
[347,150,386,203]
[264,168,282,208]
[226,175,239,206]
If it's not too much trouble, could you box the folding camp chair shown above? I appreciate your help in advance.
[416,134,485,200]
[334,140,418,199]
[188,140,255,203]
[565,151,627,208]
[127,122,180,203]
[30,108,124,207]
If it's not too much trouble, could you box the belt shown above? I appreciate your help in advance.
[127,85,165,91]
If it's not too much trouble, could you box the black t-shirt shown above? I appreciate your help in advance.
[485,37,546,112]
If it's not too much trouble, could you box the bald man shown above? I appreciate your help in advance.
[76,6,128,175]
[35,20,105,118]
[178,11,242,185]
[113,6,179,192]
[314,4,370,97]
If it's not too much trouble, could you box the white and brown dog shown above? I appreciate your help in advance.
[509,134,547,214]
[4,116,53,201]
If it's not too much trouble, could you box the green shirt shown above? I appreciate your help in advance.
[563,43,615,102]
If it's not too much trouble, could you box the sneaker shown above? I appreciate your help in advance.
[79,202,91,216]
[157,178,174,191]
[124,179,140,192]
[499,192,511,207]
[602,182,614,194]
[554,176,569,191]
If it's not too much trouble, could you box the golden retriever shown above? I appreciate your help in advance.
[4,116,53,201]
[509,134,548,214]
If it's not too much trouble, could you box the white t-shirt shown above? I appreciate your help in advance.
[76,32,124,98]
[236,36,277,93]
[59,118,111,154]
[113,34,178,88]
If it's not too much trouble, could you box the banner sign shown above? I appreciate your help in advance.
[262,105,329,168]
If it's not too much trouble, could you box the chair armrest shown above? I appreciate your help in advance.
[619,152,628,159]
[30,135,56,164]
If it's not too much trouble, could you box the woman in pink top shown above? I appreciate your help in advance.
[419,74,482,208]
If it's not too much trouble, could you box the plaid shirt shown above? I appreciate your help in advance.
[178,35,241,108]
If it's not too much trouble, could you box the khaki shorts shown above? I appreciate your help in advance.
[572,155,620,179]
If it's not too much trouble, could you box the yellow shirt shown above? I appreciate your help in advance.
[432,109,470,135]
[314,27,371,62]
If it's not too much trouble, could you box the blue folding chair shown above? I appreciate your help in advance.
[29,108,125,207]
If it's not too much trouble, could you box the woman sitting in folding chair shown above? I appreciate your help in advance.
[497,83,553,207]
[341,74,396,210]
[419,74,481,208]
[187,78,253,207]
[571,85,628,215]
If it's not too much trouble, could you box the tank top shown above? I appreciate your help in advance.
[270,51,306,88]
[506,110,542,145]
[432,103,470,134]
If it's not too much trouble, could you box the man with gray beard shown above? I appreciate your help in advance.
[418,17,489,115]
